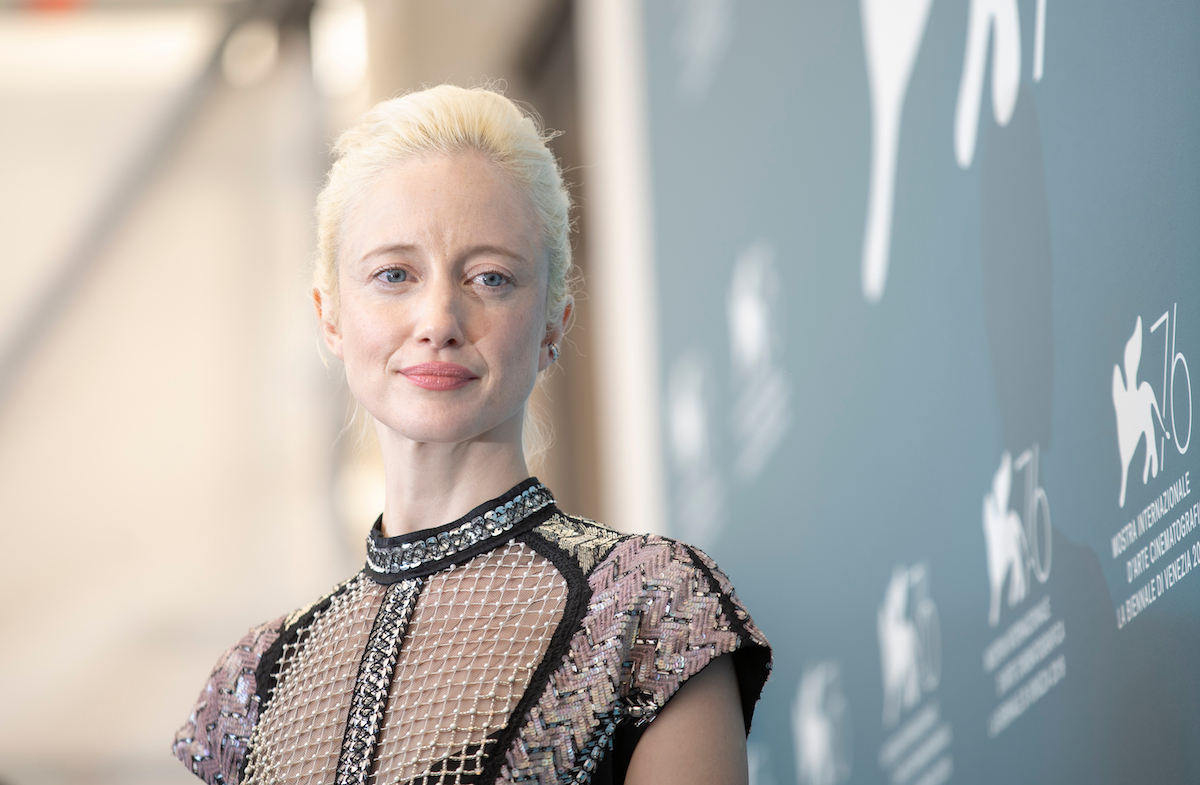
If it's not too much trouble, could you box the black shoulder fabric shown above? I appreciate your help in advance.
[728,642,772,733]
[591,719,647,785]
[682,544,771,733]
[476,518,592,783]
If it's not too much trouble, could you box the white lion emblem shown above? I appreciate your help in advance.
[1113,316,1164,508]
[983,451,1028,627]
[878,565,940,727]
[793,662,851,785]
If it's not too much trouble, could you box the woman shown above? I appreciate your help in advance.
[173,85,770,785]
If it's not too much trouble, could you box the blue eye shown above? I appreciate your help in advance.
[380,269,407,283]
[477,272,508,287]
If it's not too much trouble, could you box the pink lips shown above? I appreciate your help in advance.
[399,363,478,391]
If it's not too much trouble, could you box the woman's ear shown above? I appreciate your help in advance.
[540,296,574,371]
[313,288,344,359]
[556,296,574,340]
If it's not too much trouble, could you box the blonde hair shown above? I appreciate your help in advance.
[315,85,573,465]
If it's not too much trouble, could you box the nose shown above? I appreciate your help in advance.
[412,273,466,350]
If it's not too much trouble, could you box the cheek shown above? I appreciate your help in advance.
[485,310,543,384]
[339,301,404,372]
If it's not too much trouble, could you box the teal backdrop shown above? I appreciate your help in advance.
[642,1,1200,783]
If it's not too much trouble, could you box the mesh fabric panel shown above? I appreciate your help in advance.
[245,576,386,785]
[371,540,567,784]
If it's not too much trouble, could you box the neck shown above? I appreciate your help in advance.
[375,418,530,537]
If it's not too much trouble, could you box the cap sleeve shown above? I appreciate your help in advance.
[683,543,773,731]
[172,617,284,784]
[600,535,772,733]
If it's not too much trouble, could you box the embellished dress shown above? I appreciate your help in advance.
[173,479,771,785]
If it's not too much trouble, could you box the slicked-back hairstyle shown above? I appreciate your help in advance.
[314,84,573,328]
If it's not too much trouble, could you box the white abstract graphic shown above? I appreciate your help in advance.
[983,446,1053,627]
[674,0,735,101]
[955,0,1048,167]
[728,241,792,482]
[877,699,954,785]
[1113,316,1167,508]
[667,350,726,548]
[878,564,941,728]
[858,0,935,303]
[859,0,1049,300]
[793,661,852,785]
[983,452,1028,627]
[955,0,1018,168]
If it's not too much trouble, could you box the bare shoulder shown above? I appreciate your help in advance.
[626,654,749,785]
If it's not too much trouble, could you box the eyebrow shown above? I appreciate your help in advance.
[359,243,530,267]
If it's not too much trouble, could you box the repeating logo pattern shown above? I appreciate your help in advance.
[1109,304,1196,631]
[727,242,792,483]
[650,3,1197,778]
[1113,307,1192,508]
[878,564,941,728]
[983,446,1052,628]
[666,241,791,547]
[876,564,953,785]
[792,661,852,785]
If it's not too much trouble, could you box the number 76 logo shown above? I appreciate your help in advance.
[1112,304,1192,508]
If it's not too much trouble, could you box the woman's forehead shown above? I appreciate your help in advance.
[340,151,544,269]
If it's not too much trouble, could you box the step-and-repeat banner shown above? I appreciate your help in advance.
[644,2,1199,782]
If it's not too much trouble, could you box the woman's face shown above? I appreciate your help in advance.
[320,151,563,447]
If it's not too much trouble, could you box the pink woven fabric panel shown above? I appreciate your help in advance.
[687,547,771,654]
[173,617,285,782]
[499,530,768,783]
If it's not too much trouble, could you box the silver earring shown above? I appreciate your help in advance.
[548,343,560,363]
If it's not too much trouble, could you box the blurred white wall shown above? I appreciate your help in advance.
[0,9,347,784]
[574,0,666,536]
[0,2,655,782]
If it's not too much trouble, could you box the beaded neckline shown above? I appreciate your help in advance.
[364,479,555,582]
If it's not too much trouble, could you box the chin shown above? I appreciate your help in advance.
[396,422,489,445]
[372,401,510,445]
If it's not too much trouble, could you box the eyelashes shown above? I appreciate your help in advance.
[474,271,510,288]
[370,266,515,292]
